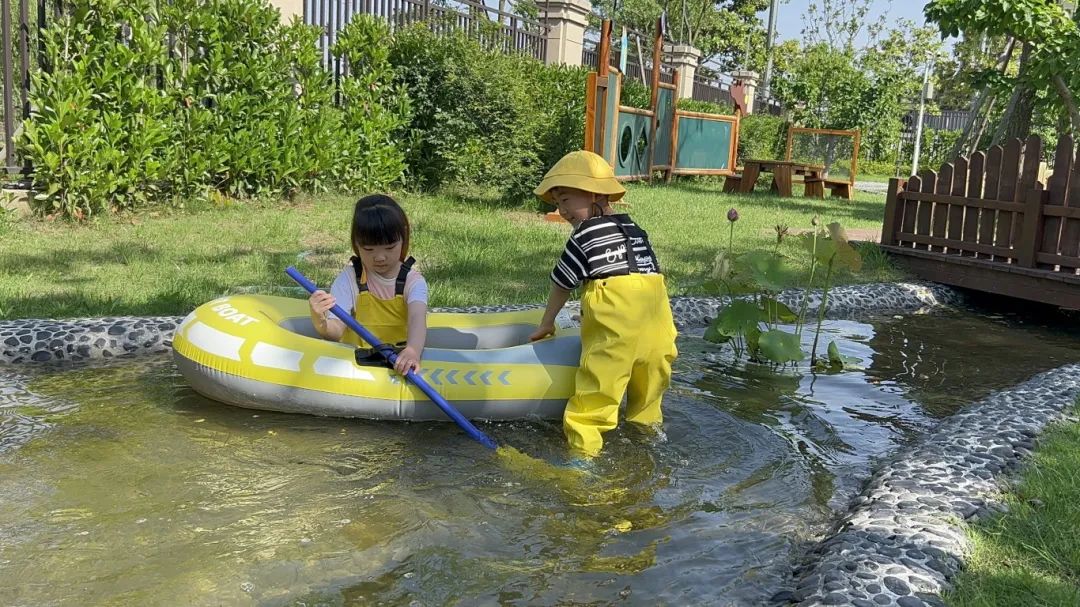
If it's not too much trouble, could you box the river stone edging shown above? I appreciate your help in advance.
[0,281,961,364]
[0,316,182,364]
[773,363,1080,607]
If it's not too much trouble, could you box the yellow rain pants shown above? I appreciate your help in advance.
[564,273,678,456]
[342,267,409,349]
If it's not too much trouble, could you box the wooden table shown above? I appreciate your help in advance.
[738,159,825,198]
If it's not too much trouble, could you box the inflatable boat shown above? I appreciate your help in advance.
[171,294,581,420]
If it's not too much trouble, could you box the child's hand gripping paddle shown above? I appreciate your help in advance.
[286,266,498,450]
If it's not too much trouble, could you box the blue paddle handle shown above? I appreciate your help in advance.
[286,267,497,450]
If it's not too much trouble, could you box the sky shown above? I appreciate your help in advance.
[769,0,934,46]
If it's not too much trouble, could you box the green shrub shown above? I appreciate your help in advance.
[916,128,962,173]
[677,98,735,115]
[22,0,408,218]
[165,0,320,199]
[860,159,902,177]
[387,25,592,203]
[738,113,787,164]
[388,26,535,195]
[23,0,176,217]
[619,78,650,110]
[518,61,589,199]
[331,15,411,193]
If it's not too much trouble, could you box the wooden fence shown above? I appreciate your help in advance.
[305,0,548,75]
[881,134,1080,309]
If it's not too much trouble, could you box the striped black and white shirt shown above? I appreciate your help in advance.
[551,214,661,290]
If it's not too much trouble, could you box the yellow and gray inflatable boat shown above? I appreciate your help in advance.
[171,295,581,420]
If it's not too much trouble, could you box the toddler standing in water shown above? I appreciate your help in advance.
[530,151,678,457]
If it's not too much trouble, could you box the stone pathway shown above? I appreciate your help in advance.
[855,181,892,195]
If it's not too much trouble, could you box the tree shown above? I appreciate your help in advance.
[772,42,908,161]
[770,3,942,165]
[590,0,770,72]
[802,0,884,52]
[925,0,1080,138]
[933,33,1013,110]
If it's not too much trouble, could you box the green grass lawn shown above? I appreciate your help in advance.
[946,402,1080,607]
[0,181,899,319]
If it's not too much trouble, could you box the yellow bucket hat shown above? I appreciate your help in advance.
[534,150,626,204]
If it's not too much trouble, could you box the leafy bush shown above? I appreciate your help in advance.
[23,0,175,217]
[619,78,651,110]
[738,114,787,164]
[388,25,594,203]
[331,15,411,193]
[524,62,590,194]
[23,0,408,218]
[859,158,902,178]
[388,26,537,196]
[914,128,963,173]
[166,0,328,199]
[677,98,734,115]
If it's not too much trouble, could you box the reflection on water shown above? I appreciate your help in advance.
[0,309,1077,606]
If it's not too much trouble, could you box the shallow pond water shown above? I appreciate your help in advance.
[1,309,1077,606]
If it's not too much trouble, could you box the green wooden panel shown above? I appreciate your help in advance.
[652,87,674,167]
[601,74,622,164]
[675,116,734,171]
[613,111,652,178]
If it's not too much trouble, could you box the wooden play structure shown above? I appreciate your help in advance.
[724,126,861,199]
[881,134,1080,309]
[583,20,743,182]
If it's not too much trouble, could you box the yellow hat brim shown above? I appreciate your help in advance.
[534,174,626,204]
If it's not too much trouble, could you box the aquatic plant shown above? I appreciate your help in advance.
[703,211,863,370]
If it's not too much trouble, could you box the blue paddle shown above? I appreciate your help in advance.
[286,266,498,450]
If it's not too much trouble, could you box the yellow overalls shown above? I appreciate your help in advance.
[341,256,415,348]
[563,233,678,456]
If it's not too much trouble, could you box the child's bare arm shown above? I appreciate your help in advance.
[530,284,572,341]
[395,300,428,374]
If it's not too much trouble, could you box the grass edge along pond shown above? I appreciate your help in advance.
[945,400,1080,607]
[0,181,899,320]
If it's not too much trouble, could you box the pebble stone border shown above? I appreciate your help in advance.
[5,280,1078,607]
[0,281,962,365]
[771,364,1080,607]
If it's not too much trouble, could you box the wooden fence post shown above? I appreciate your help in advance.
[881,178,904,246]
[1017,186,1048,267]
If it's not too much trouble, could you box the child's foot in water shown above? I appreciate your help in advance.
[564,454,598,474]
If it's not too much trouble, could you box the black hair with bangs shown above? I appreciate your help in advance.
[350,194,410,259]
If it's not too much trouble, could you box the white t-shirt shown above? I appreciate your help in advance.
[329,262,429,315]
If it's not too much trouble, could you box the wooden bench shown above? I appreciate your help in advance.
[722,162,848,199]
[804,177,853,199]
[723,172,743,193]
[824,178,853,199]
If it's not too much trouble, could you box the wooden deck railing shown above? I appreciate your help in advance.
[880,134,1080,309]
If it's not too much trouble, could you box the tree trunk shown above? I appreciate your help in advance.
[970,95,997,155]
[949,38,1015,160]
[992,43,1035,145]
[1051,74,1080,137]
[634,34,648,86]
